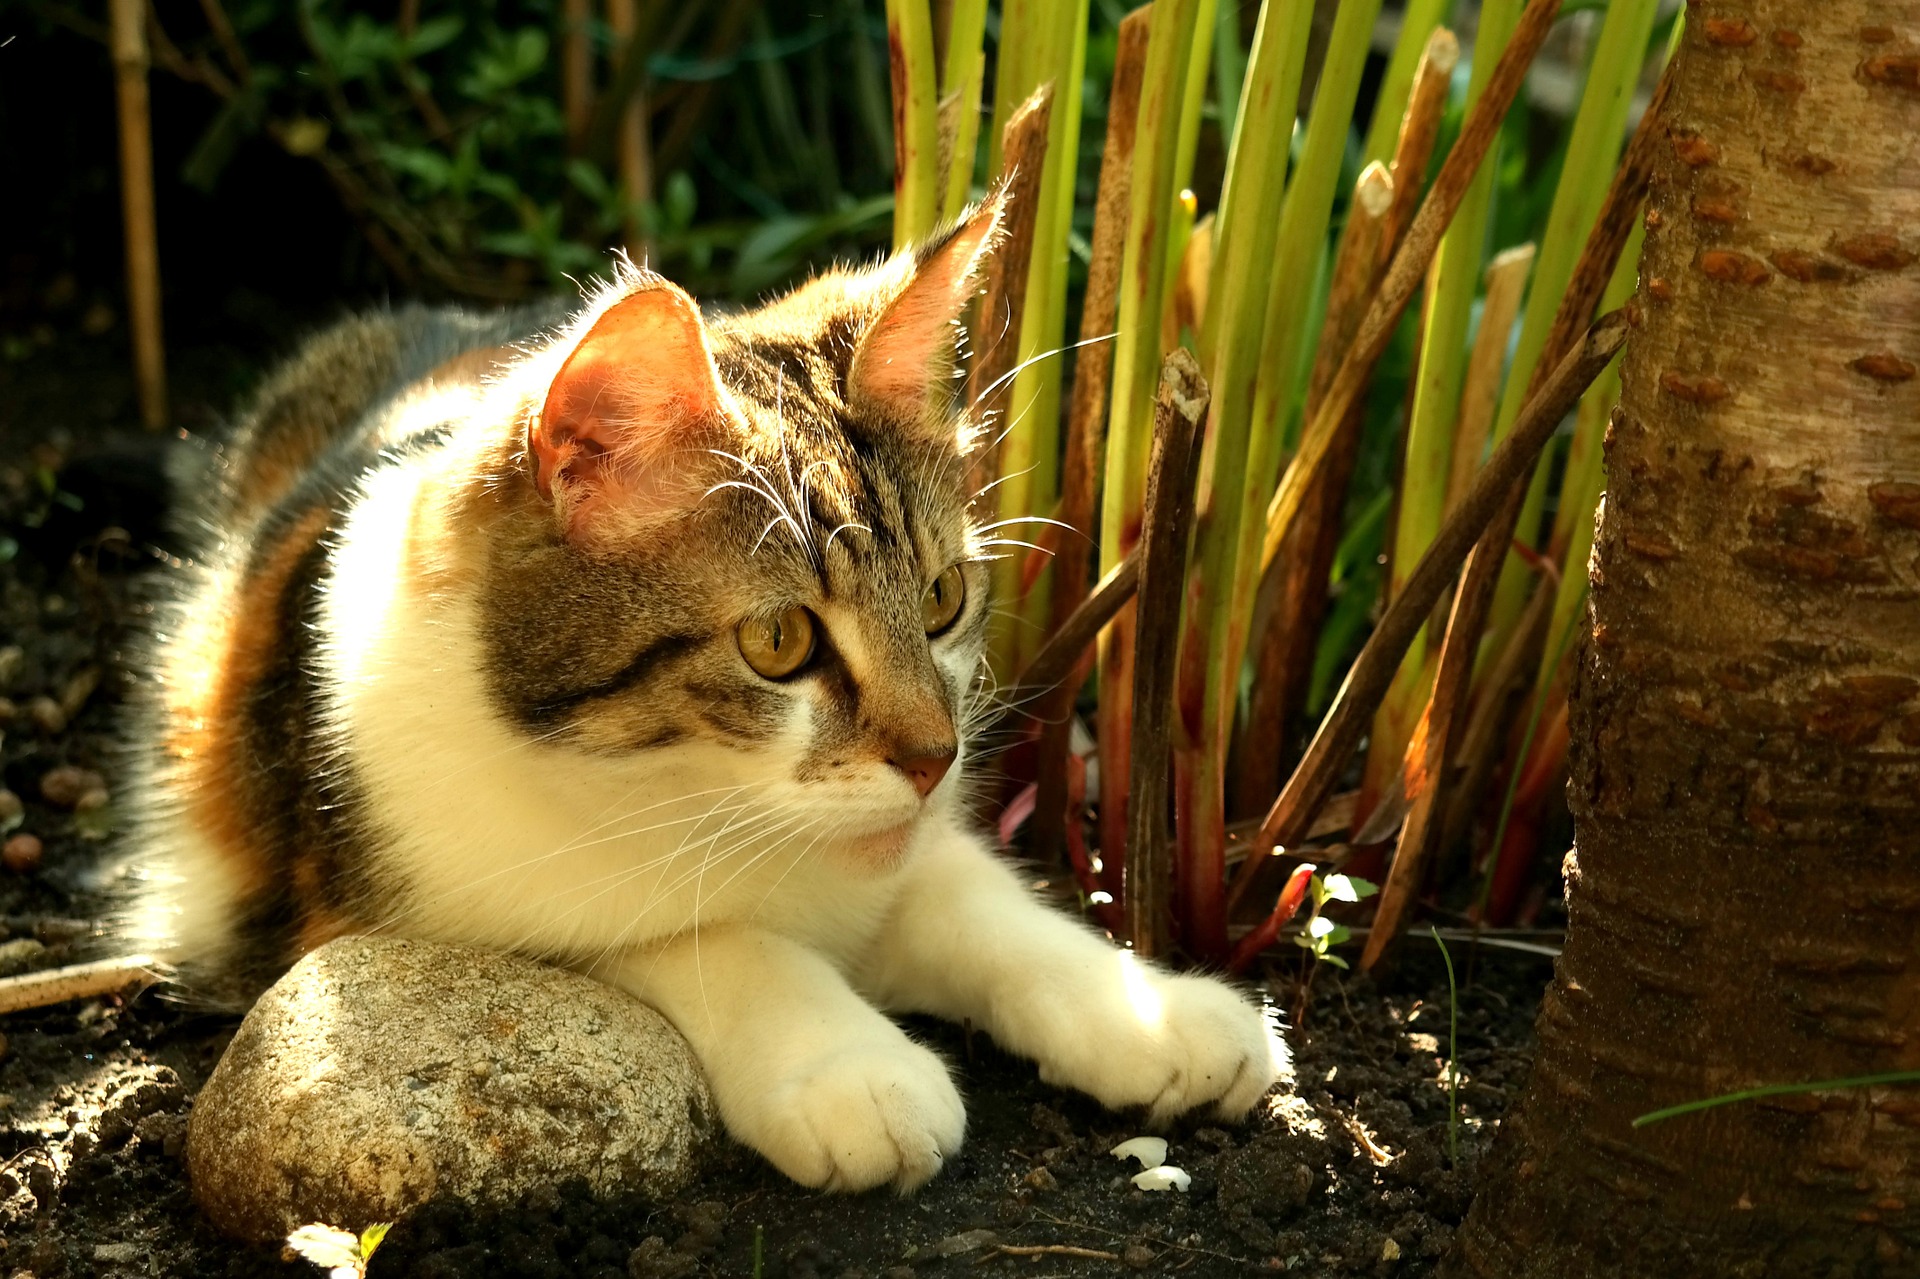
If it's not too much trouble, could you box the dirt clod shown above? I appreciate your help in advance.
[2,832,40,874]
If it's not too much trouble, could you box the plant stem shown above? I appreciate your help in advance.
[1430,926,1460,1167]
[1634,1073,1920,1130]
[1360,0,1452,166]
[1029,5,1152,869]
[1096,0,1208,902]
[1360,0,1522,832]
[1167,0,1318,960]
[993,0,1090,675]
[1443,243,1536,517]
[1244,311,1627,872]
[939,0,989,219]
[1126,351,1209,959]
[965,85,1053,496]
[886,0,944,247]
[1478,0,1664,655]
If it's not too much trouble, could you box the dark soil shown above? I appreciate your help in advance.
[0,314,1553,1279]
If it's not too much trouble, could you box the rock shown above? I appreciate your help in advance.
[187,936,715,1242]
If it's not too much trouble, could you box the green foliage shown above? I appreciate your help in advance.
[1291,873,1378,970]
[134,0,903,301]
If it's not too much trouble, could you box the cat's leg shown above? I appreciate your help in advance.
[855,829,1285,1127]
[606,925,964,1192]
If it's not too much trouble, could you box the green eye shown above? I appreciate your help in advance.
[738,607,817,678]
[922,565,966,635]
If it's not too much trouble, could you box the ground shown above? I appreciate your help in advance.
[0,309,1551,1278]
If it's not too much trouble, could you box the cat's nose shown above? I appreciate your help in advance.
[890,743,956,799]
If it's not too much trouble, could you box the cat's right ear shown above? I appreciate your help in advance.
[531,280,730,535]
[846,188,1008,429]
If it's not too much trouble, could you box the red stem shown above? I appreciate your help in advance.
[1227,862,1318,974]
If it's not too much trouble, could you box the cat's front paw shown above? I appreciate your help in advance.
[749,1039,965,1193]
[1037,970,1284,1127]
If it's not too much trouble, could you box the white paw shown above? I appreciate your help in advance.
[748,1038,965,1193]
[1035,969,1285,1126]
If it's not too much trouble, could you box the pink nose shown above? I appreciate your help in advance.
[891,745,956,799]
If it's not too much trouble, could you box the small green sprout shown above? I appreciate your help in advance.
[1289,872,1379,970]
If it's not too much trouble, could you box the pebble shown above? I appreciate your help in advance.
[0,697,15,726]
[39,766,106,810]
[26,696,66,735]
[0,789,22,827]
[3,834,43,875]
[0,645,21,688]
[187,935,715,1242]
[0,939,45,977]
[1122,1242,1156,1269]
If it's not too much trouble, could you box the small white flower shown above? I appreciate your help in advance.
[1108,1136,1168,1169]
[1131,1165,1191,1192]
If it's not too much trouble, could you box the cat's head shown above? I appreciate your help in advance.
[475,196,1009,859]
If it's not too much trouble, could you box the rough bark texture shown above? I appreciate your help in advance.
[1449,3,1920,1276]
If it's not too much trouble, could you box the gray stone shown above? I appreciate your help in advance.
[188,936,714,1242]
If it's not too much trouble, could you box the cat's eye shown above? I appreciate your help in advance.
[738,607,817,679]
[922,565,966,635]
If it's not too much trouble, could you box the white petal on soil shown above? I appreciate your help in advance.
[1108,1136,1168,1169]
[1132,1165,1192,1192]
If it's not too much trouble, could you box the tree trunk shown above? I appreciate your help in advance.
[1448,3,1920,1275]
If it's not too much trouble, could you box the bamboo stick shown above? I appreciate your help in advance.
[1243,311,1627,876]
[1377,28,1459,264]
[1125,351,1209,957]
[1443,244,1536,517]
[1258,0,1568,579]
[111,0,166,431]
[1360,0,1452,166]
[1095,0,1208,897]
[965,85,1053,496]
[0,955,160,1017]
[886,0,944,247]
[1029,7,1152,868]
[607,0,653,260]
[563,0,594,150]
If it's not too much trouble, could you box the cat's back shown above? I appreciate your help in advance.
[128,300,560,997]
[212,303,562,530]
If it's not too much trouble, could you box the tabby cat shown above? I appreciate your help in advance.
[128,195,1284,1192]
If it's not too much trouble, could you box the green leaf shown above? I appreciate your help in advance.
[1345,876,1379,900]
[404,15,463,58]
[663,171,698,233]
[359,1223,392,1260]
[1321,954,1350,970]
[378,143,454,192]
[1322,874,1361,903]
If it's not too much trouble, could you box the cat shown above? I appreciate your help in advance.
[126,191,1285,1192]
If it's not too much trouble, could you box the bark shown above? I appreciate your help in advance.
[1449,3,1920,1275]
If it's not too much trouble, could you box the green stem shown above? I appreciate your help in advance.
[994,0,1090,672]
[1480,0,1663,650]
[1361,0,1522,813]
[939,0,989,220]
[1635,1073,1920,1129]
[885,0,944,247]
[1430,926,1460,1168]
[1360,0,1451,166]
[1176,0,1380,961]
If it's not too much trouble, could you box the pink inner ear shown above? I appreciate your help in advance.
[533,282,724,505]
[851,195,1006,416]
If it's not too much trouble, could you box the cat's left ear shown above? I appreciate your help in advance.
[847,188,1008,429]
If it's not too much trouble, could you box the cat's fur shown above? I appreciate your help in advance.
[127,196,1284,1192]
